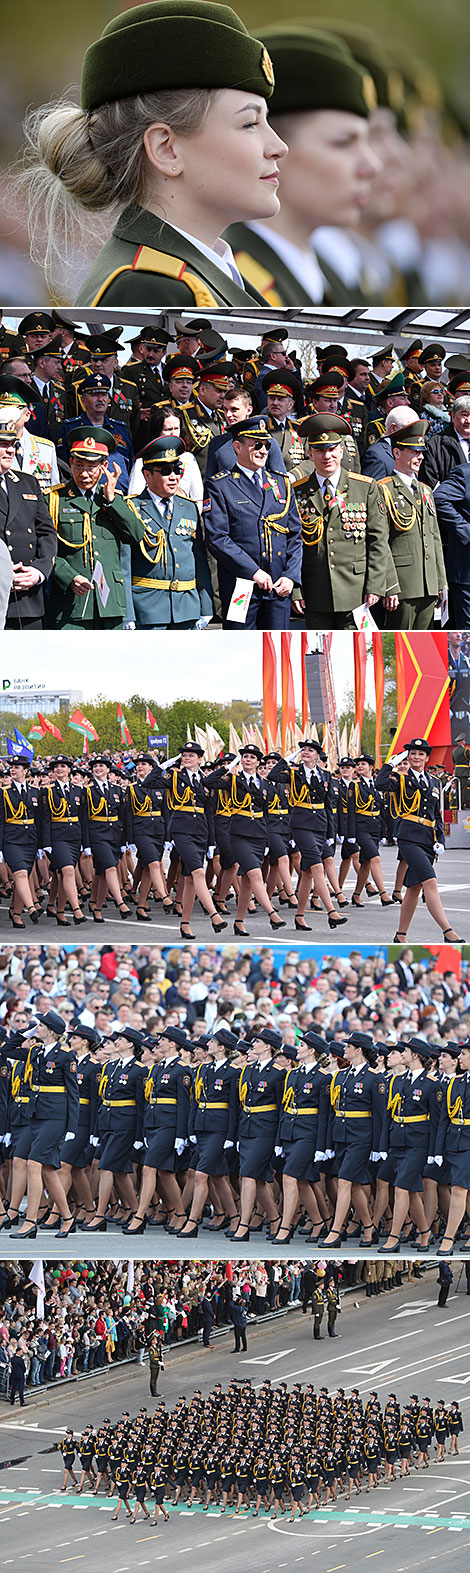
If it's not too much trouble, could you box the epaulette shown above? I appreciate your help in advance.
[88,252,220,310]
[46,482,67,493]
[348,472,372,482]
[212,470,230,480]
[46,483,67,531]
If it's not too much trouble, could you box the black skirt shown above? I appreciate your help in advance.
[3,834,37,874]
[230,829,266,873]
[49,832,81,871]
[90,833,121,875]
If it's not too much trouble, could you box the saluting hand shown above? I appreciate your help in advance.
[102,462,121,502]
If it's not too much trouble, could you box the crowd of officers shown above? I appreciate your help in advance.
[58,1381,464,1521]
[1,313,470,629]
[0,735,462,945]
[0,1005,469,1254]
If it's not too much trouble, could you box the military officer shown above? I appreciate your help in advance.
[85,1026,146,1232]
[46,425,147,629]
[274,1042,325,1243]
[70,333,141,437]
[0,399,57,627]
[224,26,377,307]
[417,342,447,390]
[379,1036,443,1253]
[124,752,171,919]
[379,419,447,628]
[312,1274,326,1339]
[179,1027,240,1238]
[0,314,26,362]
[10,1009,80,1241]
[110,435,213,627]
[203,415,303,627]
[124,1025,192,1237]
[0,753,42,927]
[16,312,56,356]
[229,1027,288,1243]
[366,344,396,409]
[39,754,89,927]
[86,754,129,922]
[303,371,360,470]
[376,738,462,943]
[185,363,231,479]
[60,1429,78,1491]
[364,371,410,448]
[401,339,424,408]
[292,414,396,628]
[123,325,172,399]
[0,381,60,489]
[260,369,306,468]
[435,1040,470,1253]
[323,1030,385,1247]
[29,334,68,437]
[51,311,90,373]
[345,753,392,905]
[55,374,133,490]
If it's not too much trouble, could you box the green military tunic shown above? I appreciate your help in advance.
[46,480,146,630]
[293,465,397,628]
[305,420,360,472]
[224,223,370,307]
[341,390,366,456]
[378,474,446,629]
[74,204,264,309]
[266,415,305,470]
[109,490,214,628]
[364,415,386,448]
[174,398,226,479]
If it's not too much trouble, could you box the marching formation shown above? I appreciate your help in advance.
[58,1380,464,1523]
[0,736,462,943]
[1,314,470,629]
[0,1009,469,1253]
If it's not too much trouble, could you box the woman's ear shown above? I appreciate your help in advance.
[143,122,184,177]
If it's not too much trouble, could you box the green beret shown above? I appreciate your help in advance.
[375,370,406,403]
[261,26,376,118]
[81,1,275,112]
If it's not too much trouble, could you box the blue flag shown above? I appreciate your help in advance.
[9,729,34,758]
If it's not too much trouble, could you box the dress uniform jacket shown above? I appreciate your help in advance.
[62,1054,100,1162]
[68,370,140,437]
[176,400,226,480]
[237,1061,285,1141]
[380,1069,442,1166]
[0,472,56,625]
[293,465,396,623]
[46,481,146,628]
[55,416,133,490]
[94,1056,145,1148]
[375,764,444,858]
[86,778,125,872]
[263,415,305,470]
[277,1064,323,1146]
[166,766,211,843]
[205,430,286,483]
[345,777,384,850]
[324,1064,384,1157]
[40,780,88,863]
[203,466,302,623]
[272,760,335,852]
[75,203,264,309]
[189,1058,239,1145]
[341,390,366,453]
[13,430,59,491]
[112,490,213,627]
[435,1069,470,1180]
[378,474,446,622]
[223,223,365,307]
[0,781,42,870]
[124,769,167,855]
[143,1058,191,1147]
[14,1035,80,1133]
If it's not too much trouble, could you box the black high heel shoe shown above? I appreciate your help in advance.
[56,913,71,927]
[234,920,249,936]
[211,915,228,934]
[122,1214,146,1237]
[83,1216,107,1233]
[294,917,311,931]
[9,912,25,928]
[327,912,348,928]
[269,911,286,930]
[137,907,151,921]
[73,909,87,925]
[177,1220,199,1238]
[92,910,105,924]
[56,1218,77,1240]
[10,1218,37,1239]
[180,922,195,939]
[28,907,39,924]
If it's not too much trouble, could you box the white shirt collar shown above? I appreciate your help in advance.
[248,222,325,302]
[238,463,263,483]
[315,466,341,493]
[170,223,244,288]
[394,468,416,490]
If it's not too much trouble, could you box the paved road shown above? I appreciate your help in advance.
[0,848,468,943]
[0,1227,465,1264]
[0,1276,469,1572]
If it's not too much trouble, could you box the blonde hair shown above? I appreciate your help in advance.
[15,88,219,298]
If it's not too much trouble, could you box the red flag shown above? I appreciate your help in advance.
[281,633,296,754]
[117,702,133,747]
[372,634,385,769]
[82,735,89,756]
[301,632,309,731]
[262,633,277,751]
[353,633,367,739]
[146,705,158,732]
[69,708,99,742]
[37,712,63,742]
[387,633,451,757]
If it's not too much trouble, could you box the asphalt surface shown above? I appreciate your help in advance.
[0,1228,466,1264]
[0,1275,470,1572]
[0,848,468,943]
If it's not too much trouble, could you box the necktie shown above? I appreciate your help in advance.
[14,444,24,470]
[252,470,262,489]
[323,482,333,508]
[161,499,171,522]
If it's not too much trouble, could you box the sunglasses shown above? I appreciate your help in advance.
[250,442,269,452]
[149,463,183,476]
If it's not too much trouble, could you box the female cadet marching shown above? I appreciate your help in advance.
[274,1041,325,1244]
[166,742,228,938]
[44,1023,100,1230]
[86,756,130,922]
[0,754,42,928]
[60,1429,78,1491]
[345,753,393,908]
[85,1024,145,1233]
[39,755,88,927]
[322,1030,384,1249]
[24,1,286,309]
[178,1026,239,1239]
[150,1460,170,1525]
[270,740,348,930]
[212,745,287,935]
[376,739,462,942]
[435,1039,470,1254]
[124,752,171,921]
[124,1023,191,1238]
[9,1010,80,1242]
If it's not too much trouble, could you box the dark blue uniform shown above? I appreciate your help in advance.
[55,415,133,490]
[86,779,125,874]
[189,1058,239,1176]
[166,766,211,873]
[40,780,88,871]
[436,1069,470,1187]
[14,1035,80,1167]
[203,466,302,627]
[95,1056,145,1173]
[142,1057,191,1171]
[237,1060,285,1180]
[124,765,167,865]
[376,764,444,885]
[0,781,42,873]
[277,1064,324,1181]
[380,1069,443,1191]
[325,1064,385,1184]
[346,777,384,863]
[59,1053,100,1167]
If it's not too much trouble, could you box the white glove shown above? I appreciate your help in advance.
[224,1139,234,1149]
[315,1151,326,1162]
[83,847,92,857]
[36,849,44,860]
[274,1145,284,1157]
[122,620,136,631]
[195,617,211,629]
[164,841,174,854]
[207,846,216,858]
[370,1151,382,1162]
[325,1150,335,1160]
[189,1134,197,1144]
[0,853,3,864]
[175,1138,187,1157]
[2,1133,11,1148]
[434,842,445,855]
[134,1140,144,1150]
[236,1141,240,1152]
[90,1135,100,1147]
[430,1155,443,1167]
[64,1131,76,1142]
[325,839,335,847]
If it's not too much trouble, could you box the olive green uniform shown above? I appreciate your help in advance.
[341,391,367,456]
[293,465,397,628]
[378,474,446,628]
[266,415,305,470]
[75,204,265,309]
[364,416,386,449]
[175,398,225,479]
[46,481,146,629]
[224,223,370,308]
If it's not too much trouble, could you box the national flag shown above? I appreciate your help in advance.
[262,632,277,751]
[281,633,296,754]
[116,702,133,747]
[28,721,44,739]
[301,632,309,731]
[37,712,63,741]
[146,705,159,732]
[353,632,367,738]
[387,632,451,758]
[372,634,385,769]
[69,708,99,742]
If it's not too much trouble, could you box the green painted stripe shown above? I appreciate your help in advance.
[0,1491,469,1530]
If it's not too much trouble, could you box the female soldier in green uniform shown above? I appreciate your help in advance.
[23,1,286,308]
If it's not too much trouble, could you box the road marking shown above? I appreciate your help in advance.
[241,1349,296,1365]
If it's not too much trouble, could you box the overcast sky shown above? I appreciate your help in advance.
[0,632,373,713]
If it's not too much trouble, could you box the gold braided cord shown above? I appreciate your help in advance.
[129,784,152,818]
[380,482,417,533]
[2,788,30,823]
[239,1065,248,1109]
[330,1069,341,1112]
[56,511,95,570]
[195,1065,205,1105]
[86,786,108,821]
[447,1075,463,1121]
[179,402,211,449]
[231,776,259,817]
[354,781,377,815]
[167,768,197,813]
[301,516,324,546]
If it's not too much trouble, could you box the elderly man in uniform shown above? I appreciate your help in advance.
[0,398,56,627]
[0,381,59,488]
[292,413,396,629]
[204,414,302,627]
[362,405,417,480]
[379,418,446,629]
[70,333,140,438]
[260,368,305,468]
[109,434,213,628]
[46,425,147,629]
[123,325,172,398]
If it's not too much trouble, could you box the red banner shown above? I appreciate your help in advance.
[387,633,451,758]
[281,633,296,754]
[301,632,309,732]
[354,632,367,738]
[372,634,385,769]
[262,632,278,751]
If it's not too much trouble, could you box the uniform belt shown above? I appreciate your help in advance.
[156,1096,178,1105]
[290,1106,319,1115]
[203,1100,229,1110]
[106,1098,136,1107]
[357,809,380,818]
[132,576,196,591]
[79,1097,90,1105]
[400,813,434,827]
[16,1096,29,1104]
[4,816,35,826]
[392,1113,429,1123]
[450,1115,470,1125]
[234,809,263,818]
[173,805,204,814]
[91,814,119,823]
[245,1102,277,1113]
[294,802,324,810]
[36,1084,66,1093]
[269,807,288,816]
[53,815,79,823]
[136,810,162,818]
[334,1109,372,1118]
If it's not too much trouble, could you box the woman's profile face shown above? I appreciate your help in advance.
[277,109,379,227]
[146,89,287,225]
